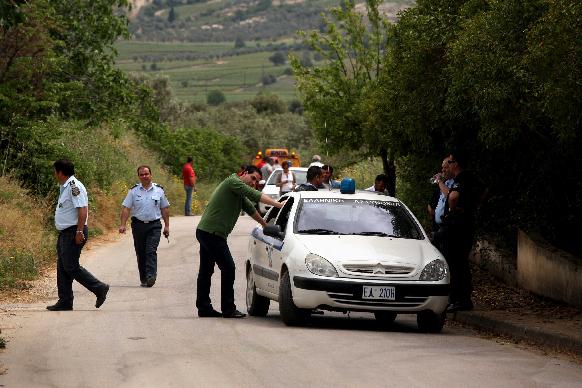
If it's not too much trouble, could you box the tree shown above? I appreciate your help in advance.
[234,36,246,49]
[291,0,395,194]
[269,51,286,66]
[168,6,176,23]
[207,90,226,106]
[251,93,287,115]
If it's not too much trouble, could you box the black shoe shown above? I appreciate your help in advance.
[46,302,73,311]
[146,276,156,288]
[446,300,474,313]
[95,284,109,308]
[198,309,222,318]
[222,309,246,319]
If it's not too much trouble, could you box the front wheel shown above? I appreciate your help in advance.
[278,270,310,326]
[417,310,446,333]
[246,266,270,316]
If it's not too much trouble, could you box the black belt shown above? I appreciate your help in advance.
[131,217,160,224]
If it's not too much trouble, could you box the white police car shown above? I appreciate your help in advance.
[246,181,450,332]
[258,167,308,215]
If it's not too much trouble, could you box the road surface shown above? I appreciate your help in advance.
[1,216,581,387]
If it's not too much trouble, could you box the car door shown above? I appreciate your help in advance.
[250,204,281,293]
[268,197,295,296]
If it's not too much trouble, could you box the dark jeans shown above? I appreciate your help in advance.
[195,229,236,314]
[131,218,161,282]
[56,225,105,306]
[438,225,474,304]
[184,185,193,216]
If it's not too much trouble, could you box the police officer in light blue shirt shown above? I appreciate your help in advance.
[119,165,170,287]
[47,159,109,311]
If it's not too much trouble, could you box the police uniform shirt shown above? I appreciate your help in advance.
[55,176,89,231]
[122,183,170,222]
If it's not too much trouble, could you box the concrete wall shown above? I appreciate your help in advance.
[471,239,517,287]
[517,230,582,307]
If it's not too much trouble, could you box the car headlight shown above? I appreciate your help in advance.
[305,253,338,277]
[419,259,448,281]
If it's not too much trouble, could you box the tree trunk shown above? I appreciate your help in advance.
[380,148,396,197]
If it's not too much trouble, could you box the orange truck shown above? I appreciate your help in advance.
[252,148,301,168]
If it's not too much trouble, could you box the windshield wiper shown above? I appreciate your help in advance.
[350,232,399,237]
[298,228,340,235]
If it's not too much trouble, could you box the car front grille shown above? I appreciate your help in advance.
[328,292,428,308]
[342,263,415,276]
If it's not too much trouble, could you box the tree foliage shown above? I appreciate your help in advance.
[291,0,396,193]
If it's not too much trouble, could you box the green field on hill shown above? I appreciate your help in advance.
[115,40,302,103]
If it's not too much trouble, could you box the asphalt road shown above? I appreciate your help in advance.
[1,216,581,388]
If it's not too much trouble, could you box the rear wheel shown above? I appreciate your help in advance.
[417,310,445,333]
[374,311,397,325]
[279,270,311,326]
[246,266,270,316]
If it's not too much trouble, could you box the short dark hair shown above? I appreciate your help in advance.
[245,165,261,177]
[282,160,291,169]
[375,174,388,183]
[322,164,334,174]
[187,156,193,163]
[307,165,322,181]
[54,159,75,176]
[137,165,151,175]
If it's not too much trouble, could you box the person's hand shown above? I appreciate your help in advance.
[119,226,126,234]
[163,228,170,239]
[277,200,287,208]
[75,231,85,245]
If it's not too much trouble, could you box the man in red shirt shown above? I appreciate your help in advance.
[182,157,197,216]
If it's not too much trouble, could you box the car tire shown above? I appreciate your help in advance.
[417,310,446,333]
[246,266,270,317]
[374,311,397,325]
[278,270,310,326]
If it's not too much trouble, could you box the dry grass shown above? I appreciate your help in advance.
[0,176,55,289]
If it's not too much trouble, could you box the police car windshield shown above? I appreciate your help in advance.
[295,199,423,239]
[266,170,307,185]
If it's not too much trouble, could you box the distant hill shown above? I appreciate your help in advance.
[127,0,413,42]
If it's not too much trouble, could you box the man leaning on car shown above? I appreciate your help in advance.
[195,165,284,319]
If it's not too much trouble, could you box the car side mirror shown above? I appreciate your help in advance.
[263,224,283,239]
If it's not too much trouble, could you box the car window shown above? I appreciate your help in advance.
[267,171,282,185]
[294,198,423,239]
[264,205,280,225]
[275,197,294,233]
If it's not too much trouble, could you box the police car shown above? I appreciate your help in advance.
[246,180,450,332]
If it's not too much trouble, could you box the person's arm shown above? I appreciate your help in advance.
[259,193,285,208]
[161,207,170,238]
[448,190,460,212]
[119,207,131,234]
[250,211,267,227]
[75,206,88,245]
[276,173,284,188]
[437,179,449,196]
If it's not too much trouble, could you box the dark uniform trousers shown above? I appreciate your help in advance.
[57,225,105,305]
[195,229,236,314]
[439,225,474,304]
[131,217,162,282]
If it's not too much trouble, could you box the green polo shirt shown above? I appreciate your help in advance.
[197,174,262,238]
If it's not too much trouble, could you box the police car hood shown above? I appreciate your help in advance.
[294,234,434,268]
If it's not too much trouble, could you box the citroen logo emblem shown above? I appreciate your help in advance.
[373,265,385,275]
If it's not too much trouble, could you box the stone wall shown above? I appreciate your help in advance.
[517,230,582,307]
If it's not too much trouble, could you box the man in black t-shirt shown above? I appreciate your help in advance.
[438,151,485,313]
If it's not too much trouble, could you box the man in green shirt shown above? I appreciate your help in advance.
[196,165,284,318]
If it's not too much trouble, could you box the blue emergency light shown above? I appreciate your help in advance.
[340,178,356,194]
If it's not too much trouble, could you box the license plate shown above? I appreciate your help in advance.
[362,286,396,300]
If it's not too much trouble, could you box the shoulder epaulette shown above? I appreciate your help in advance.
[131,183,139,189]
[154,183,164,190]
